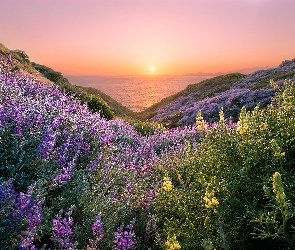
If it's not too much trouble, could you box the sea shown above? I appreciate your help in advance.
[66,75,213,112]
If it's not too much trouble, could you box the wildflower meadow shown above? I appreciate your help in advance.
[1,57,295,249]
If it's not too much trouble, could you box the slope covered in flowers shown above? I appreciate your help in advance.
[1,53,295,250]
[141,60,295,126]
[0,43,131,119]
[0,58,199,249]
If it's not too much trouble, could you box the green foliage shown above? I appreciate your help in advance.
[78,93,114,120]
[32,63,64,82]
[11,49,30,62]
[152,80,295,249]
[251,71,295,90]
[125,119,165,136]
[252,172,295,249]
[160,112,183,129]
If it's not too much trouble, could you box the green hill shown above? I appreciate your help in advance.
[134,73,245,120]
[134,60,295,127]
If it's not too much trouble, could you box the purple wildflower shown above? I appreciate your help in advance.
[87,213,104,249]
[53,163,74,187]
[113,219,136,250]
[51,205,75,249]
[0,181,42,249]
[7,55,12,64]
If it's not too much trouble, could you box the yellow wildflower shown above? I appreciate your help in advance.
[273,172,286,204]
[237,106,248,135]
[163,176,173,191]
[211,197,219,205]
[237,122,248,135]
[203,187,219,210]
[165,234,181,250]
[259,122,268,131]
[196,110,207,130]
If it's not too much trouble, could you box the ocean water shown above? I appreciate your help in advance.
[66,75,213,112]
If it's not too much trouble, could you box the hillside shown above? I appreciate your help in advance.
[0,43,133,119]
[136,60,295,127]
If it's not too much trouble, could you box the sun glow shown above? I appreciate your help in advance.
[150,66,155,72]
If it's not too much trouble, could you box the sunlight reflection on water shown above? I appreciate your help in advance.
[67,75,212,112]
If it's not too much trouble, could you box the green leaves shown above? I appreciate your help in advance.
[252,172,295,249]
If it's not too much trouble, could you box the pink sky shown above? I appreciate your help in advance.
[1,0,295,75]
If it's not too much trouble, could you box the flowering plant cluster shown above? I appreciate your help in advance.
[52,206,76,249]
[0,181,42,249]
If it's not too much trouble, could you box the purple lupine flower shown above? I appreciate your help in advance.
[0,181,42,249]
[51,117,64,130]
[88,154,102,171]
[92,213,104,240]
[52,164,74,187]
[52,206,75,249]
[88,212,104,249]
[143,189,155,210]
[38,128,56,159]
[145,213,157,235]
[125,182,133,193]
[113,219,136,250]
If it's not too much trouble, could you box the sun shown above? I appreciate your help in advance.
[150,66,155,72]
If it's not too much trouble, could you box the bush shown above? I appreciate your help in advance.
[126,119,165,136]
[11,50,30,62]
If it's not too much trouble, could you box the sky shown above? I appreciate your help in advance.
[1,0,295,76]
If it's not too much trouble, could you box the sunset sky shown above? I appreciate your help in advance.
[1,0,295,76]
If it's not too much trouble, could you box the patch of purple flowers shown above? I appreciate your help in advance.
[87,212,104,249]
[51,205,76,249]
[0,181,42,249]
[113,219,136,250]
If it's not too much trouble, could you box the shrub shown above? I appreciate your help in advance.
[125,119,165,136]
[11,50,30,62]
